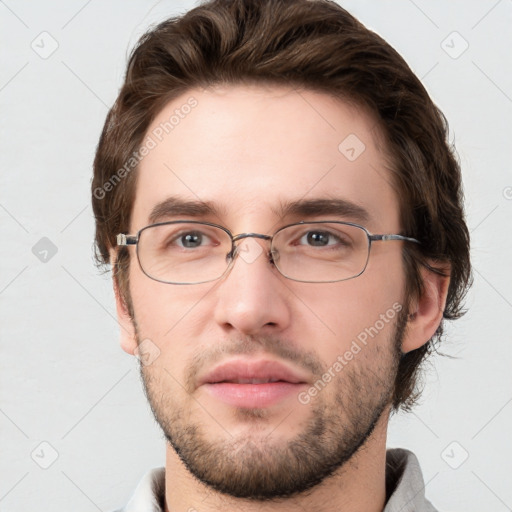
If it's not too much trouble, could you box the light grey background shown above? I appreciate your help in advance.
[1,0,511,510]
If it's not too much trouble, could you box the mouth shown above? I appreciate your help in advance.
[199,358,309,408]
[218,377,286,383]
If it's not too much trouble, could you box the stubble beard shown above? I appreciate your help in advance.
[138,309,407,501]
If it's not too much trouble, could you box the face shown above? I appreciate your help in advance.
[124,84,410,499]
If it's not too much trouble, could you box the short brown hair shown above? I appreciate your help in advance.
[92,0,471,410]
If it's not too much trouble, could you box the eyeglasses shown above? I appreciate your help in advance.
[116,220,420,285]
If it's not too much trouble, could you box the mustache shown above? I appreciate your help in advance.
[181,335,325,393]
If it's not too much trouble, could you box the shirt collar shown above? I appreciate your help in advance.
[384,448,437,512]
[118,449,437,512]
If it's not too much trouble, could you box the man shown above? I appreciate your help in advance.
[92,0,471,510]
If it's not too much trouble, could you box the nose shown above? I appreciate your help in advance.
[213,236,292,336]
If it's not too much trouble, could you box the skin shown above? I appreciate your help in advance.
[111,84,450,512]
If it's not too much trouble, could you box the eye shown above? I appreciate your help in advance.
[299,230,344,247]
[177,231,205,248]
[174,230,212,248]
[148,223,227,256]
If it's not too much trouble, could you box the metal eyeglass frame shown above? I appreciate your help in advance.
[116,220,420,284]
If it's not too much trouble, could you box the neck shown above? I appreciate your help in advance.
[164,411,390,512]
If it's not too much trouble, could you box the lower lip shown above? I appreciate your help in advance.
[202,382,305,408]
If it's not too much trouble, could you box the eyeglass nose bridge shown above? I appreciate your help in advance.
[228,232,274,262]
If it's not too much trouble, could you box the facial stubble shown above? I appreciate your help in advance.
[135,306,407,502]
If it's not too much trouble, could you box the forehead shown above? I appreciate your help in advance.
[132,84,400,232]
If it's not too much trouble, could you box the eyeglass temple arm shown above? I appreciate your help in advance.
[369,234,420,244]
[116,234,138,246]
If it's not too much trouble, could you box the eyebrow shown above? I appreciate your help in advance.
[148,196,225,224]
[148,196,370,226]
[273,198,370,224]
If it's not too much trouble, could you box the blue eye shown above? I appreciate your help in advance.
[298,230,346,247]
[178,231,205,248]
[300,231,335,247]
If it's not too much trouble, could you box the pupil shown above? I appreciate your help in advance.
[182,232,202,248]
[308,231,328,246]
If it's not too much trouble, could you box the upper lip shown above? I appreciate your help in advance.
[198,358,310,385]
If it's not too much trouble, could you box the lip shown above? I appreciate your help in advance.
[198,358,310,408]
[198,358,309,386]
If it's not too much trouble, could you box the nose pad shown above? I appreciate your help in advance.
[226,246,236,262]
[270,248,279,265]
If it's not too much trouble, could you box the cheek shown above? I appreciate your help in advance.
[127,246,407,374]
[294,263,406,350]
[129,258,217,354]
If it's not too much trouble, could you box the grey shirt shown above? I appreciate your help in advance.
[115,448,438,512]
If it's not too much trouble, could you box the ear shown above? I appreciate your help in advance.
[401,263,451,353]
[110,250,138,355]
